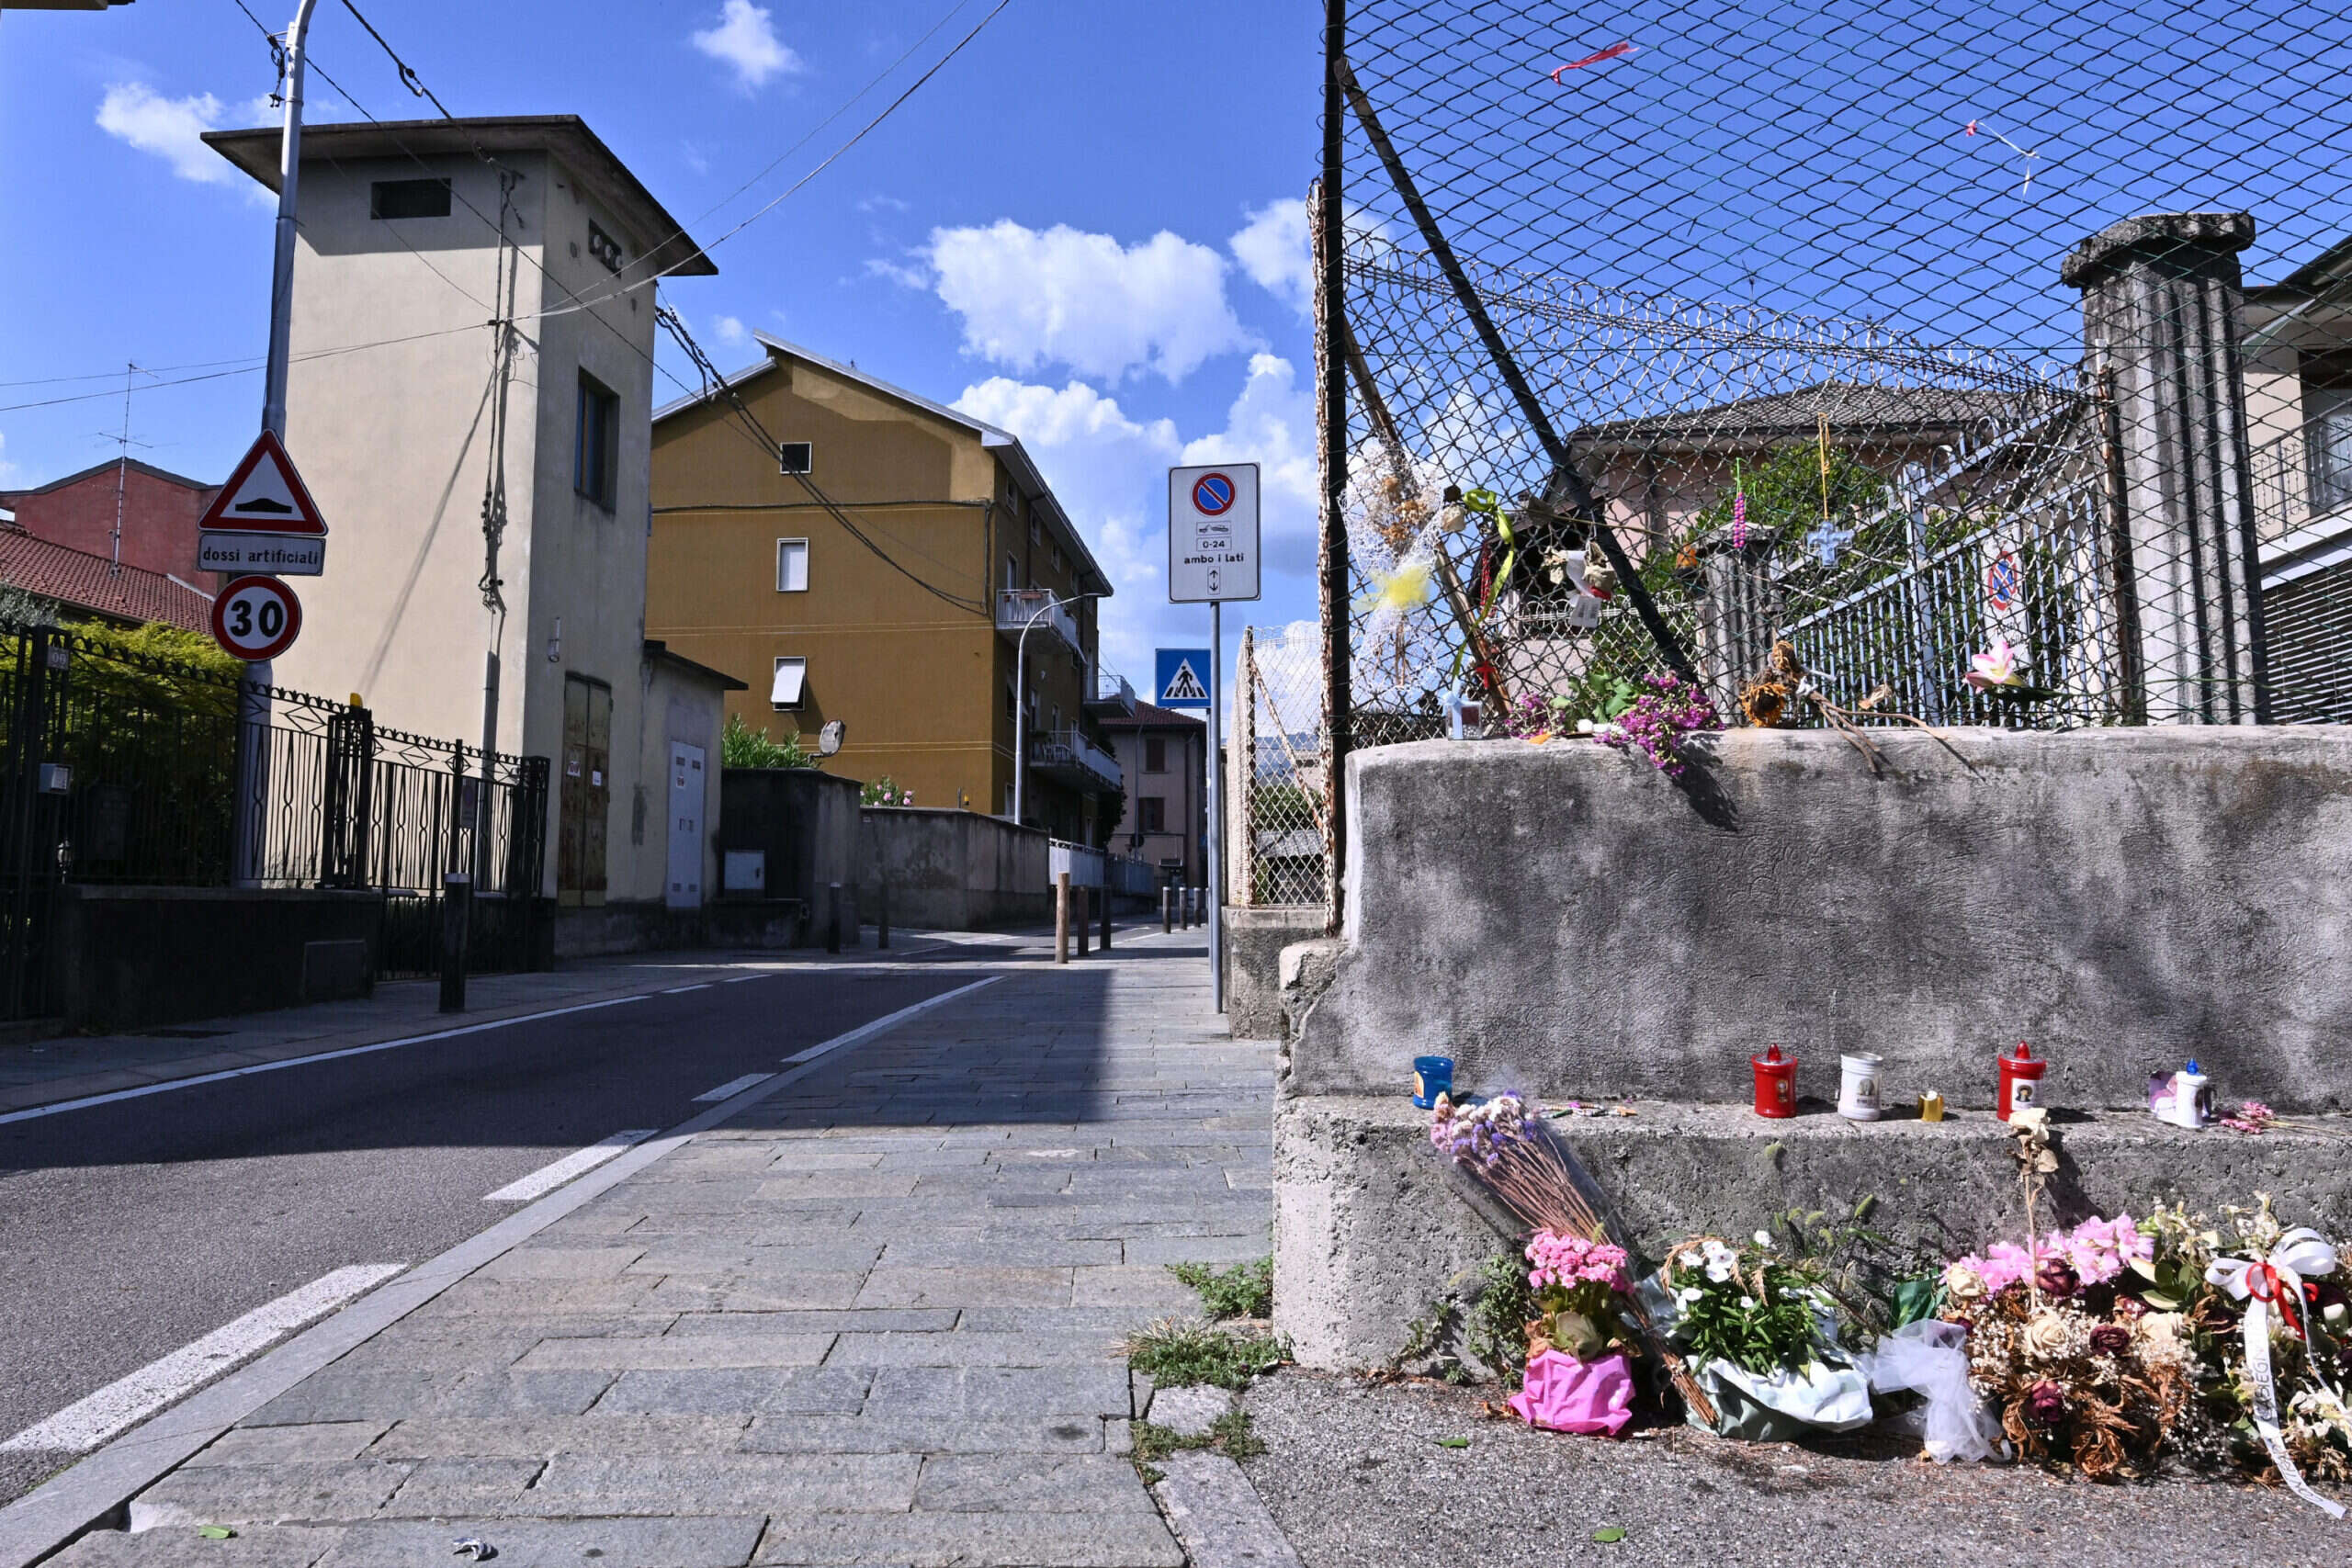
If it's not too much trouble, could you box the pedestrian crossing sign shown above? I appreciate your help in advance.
[1155,649,1212,708]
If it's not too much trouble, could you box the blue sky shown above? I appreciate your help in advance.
[0,0,1329,682]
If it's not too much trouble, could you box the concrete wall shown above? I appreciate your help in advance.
[1296,729,2352,1112]
[1273,1095,2352,1371]
[857,807,1049,931]
[719,768,862,934]
[1223,908,1325,1040]
[50,886,382,1032]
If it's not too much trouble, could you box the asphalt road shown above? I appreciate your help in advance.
[0,960,974,1508]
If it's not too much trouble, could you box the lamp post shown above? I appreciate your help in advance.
[1012,590,1102,828]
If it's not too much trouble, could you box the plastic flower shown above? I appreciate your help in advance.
[1966,635,2027,691]
[1362,559,1434,614]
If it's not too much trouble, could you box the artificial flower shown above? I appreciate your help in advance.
[1942,1261,1989,1303]
[2022,1310,2075,1360]
[2024,1380,2068,1426]
[1966,634,2028,691]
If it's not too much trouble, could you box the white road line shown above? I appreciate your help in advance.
[694,1073,775,1102]
[777,977,1002,1065]
[481,1130,660,1202]
[0,995,653,1129]
[723,973,771,983]
[660,983,715,995]
[0,1265,405,1456]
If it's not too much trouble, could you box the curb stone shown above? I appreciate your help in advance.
[1150,1450,1303,1568]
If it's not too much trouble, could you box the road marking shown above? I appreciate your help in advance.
[660,983,714,995]
[694,1073,774,1102]
[0,1266,405,1456]
[482,1130,661,1202]
[723,973,771,983]
[0,975,1006,1568]
[0,995,653,1128]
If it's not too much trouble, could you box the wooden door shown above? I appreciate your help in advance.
[559,675,611,907]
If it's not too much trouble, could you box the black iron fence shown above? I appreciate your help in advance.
[0,622,548,1016]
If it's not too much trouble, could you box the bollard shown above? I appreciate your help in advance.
[827,881,842,953]
[1162,886,1173,933]
[878,875,890,952]
[438,873,472,1013]
[1056,871,1070,964]
[1101,879,1113,951]
[1076,886,1091,956]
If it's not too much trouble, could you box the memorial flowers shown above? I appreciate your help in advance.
[1509,1232,1640,1436]
[1592,673,1721,776]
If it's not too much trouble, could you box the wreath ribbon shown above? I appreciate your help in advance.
[2206,1227,2344,1517]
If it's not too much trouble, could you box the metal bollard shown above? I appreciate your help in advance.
[1101,879,1113,951]
[827,881,842,953]
[1056,871,1070,964]
[1076,886,1091,956]
[438,873,472,1013]
[1161,886,1173,933]
[878,875,890,951]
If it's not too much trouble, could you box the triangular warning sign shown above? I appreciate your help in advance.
[199,431,328,536]
[1161,660,1208,704]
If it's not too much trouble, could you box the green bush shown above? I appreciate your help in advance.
[721,712,818,769]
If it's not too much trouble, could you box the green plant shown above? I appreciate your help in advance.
[720,712,817,769]
[1125,1320,1289,1392]
[1395,1248,1532,1384]
[1169,1258,1272,1320]
[1131,1406,1265,1468]
[1660,1235,1827,1376]
[860,773,914,807]
[1769,1194,1940,1346]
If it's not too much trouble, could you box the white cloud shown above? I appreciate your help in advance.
[0,434,19,488]
[97,83,233,185]
[923,221,1255,384]
[713,314,748,347]
[864,254,931,290]
[956,355,1321,679]
[1231,198,1312,318]
[692,1,802,92]
[858,193,911,214]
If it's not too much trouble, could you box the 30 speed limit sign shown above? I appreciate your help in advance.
[210,574,303,661]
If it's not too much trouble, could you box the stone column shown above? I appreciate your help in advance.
[2061,211,2269,723]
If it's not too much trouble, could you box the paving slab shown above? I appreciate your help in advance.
[74,931,1266,1568]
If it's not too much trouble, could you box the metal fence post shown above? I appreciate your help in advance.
[827,881,842,953]
[1100,877,1112,951]
[877,872,889,951]
[1075,885,1090,956]
[439,872,471,1012]
[1162,885,1173,933]
[1056,871,1070,964]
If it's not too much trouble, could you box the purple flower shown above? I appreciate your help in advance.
[2035,1255,2081,1300]
[2024,1380,2067,1426]
[2088,1324,2132,1355]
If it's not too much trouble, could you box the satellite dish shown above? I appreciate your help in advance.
[818,719,846,757]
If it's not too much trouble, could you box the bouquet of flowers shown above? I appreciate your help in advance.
[1940,1214,2186,1479]
[1653,1233,1872,1439]
[1508,1232,1640,1436]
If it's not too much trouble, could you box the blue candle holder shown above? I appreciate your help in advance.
[1412,1055,1454,1109]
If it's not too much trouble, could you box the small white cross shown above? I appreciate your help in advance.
[1806,523,1855,567]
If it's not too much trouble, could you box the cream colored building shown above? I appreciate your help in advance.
[204,116,733,909]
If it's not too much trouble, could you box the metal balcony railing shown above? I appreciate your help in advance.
[996,589,1080,651]
[2251,407,2352,551]
[1086,663,1136,715]
[1026,725,1122,793]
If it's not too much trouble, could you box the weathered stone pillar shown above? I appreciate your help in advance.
[2061,211,2268,723]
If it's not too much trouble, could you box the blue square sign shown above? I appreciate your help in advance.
[1155,649,1213,709]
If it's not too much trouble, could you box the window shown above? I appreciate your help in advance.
[370,178,450,220]
[1005,679,1016,722]
[771,657,807,710]
[1030,513,1041,546]
[1144,736,1168,773]
[777,441,813,476]
[1049,705,1061,737]
[1139,796,1166,833]
[776,538,808,592]
[575,373,618,509]
[1005,554,1019,592]
[586,220,625,273]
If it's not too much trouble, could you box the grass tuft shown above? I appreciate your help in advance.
[1168,1257,1273,1320]
[1125,1318,1290,1392]
[1131,1406,1266,1467]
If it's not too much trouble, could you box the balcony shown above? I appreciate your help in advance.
[1027,726,1123,795]
[2251,407,2352,572]
[1086,663,1136,716]
[997,589,1080,654]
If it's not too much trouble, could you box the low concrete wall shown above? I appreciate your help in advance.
[49,886,384,1032]
[551,899,812,959]
[1299,728,2352,1112]
[858,808,1050,931]
[718,768,861,939]
[1273,1095,2352,1371]
[1223,908,1327,1040]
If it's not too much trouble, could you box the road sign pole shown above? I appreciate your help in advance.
[1208,601,1224,1014]
[233,0,320,889]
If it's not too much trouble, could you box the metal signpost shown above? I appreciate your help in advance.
[1167,464,1261,1014]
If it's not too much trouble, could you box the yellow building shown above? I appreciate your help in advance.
[649,335,1128,842]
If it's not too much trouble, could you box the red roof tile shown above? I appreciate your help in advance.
[0,529,215,634]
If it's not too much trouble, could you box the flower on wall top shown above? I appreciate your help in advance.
[1966,635,2027,691]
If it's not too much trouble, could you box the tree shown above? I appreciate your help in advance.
[721,712,818,769]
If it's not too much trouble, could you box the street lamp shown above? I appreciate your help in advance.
[1012,590,1103,828]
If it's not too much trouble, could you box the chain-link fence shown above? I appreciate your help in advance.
[1234,624,1334,911]
[1317,0,2352,805]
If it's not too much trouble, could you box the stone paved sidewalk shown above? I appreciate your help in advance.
[51,927,1271,1567]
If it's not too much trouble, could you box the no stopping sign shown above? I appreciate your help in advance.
[211,574,303,661]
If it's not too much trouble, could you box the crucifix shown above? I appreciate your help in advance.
[1807,412,1850,566]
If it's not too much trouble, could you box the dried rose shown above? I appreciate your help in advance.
[2088,1324,2132,1356]
[2022,1309,2075,1360]
[2135,1312,2190,1365]
[2025,1380,2067,1426]
[2036,1256,2080,1299]
[1942,1262,1989,1303]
